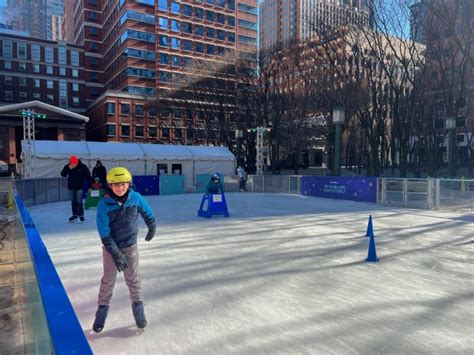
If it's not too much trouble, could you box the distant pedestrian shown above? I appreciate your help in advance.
[60,155,91,222]
[92,160,107,186]
[237,165,247,192]
[206,173,224,194]
[93,167,156,333]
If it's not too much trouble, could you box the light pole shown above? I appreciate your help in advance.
[332,106,345,176]
[235,128,243,166]
[445,116,456,177]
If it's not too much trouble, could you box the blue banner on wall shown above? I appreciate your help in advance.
[133,175,160,196]
[301,176,377,203]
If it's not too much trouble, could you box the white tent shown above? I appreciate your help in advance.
[24,140,236,191]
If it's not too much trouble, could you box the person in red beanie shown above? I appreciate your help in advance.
[61,155,91,222]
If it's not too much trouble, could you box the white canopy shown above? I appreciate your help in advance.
[24,140,236,191]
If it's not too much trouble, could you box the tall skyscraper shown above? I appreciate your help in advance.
[0,0,63,40]
[63,0,258,143]
[259,0,371,51]
[46,0,64,40]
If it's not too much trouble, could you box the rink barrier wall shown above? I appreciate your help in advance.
[13,176,473,210]
[12,187,93,354]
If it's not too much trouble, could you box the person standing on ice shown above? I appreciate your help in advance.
[60,155,91,222]
[237,165,247,192]
[206,173,224,194]
[93,167,156,333]
[92,160,107,186]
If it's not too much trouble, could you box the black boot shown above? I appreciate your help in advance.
[132,301,147,329]
[69,215,78,222]
[93,305,109,333]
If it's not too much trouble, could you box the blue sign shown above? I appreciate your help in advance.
[301,176,377,203]
[133,175,160,195]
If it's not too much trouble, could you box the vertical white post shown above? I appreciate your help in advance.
[403,178,408,207]
[256,126,264,175]
[22,109,36,179]
[435,179,440,209]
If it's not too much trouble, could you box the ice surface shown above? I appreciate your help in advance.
[29,193,473,354]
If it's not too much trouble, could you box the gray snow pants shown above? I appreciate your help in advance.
[97,244,142,306]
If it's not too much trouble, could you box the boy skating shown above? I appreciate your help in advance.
[93,167,156,332]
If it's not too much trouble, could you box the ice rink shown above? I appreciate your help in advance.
[29,192,473,354]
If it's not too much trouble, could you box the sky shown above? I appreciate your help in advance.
[29,192,473,354]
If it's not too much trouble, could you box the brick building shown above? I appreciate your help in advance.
[63,0,258,143]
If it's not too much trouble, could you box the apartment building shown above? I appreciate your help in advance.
[259,0,370,51]
[63,0,258,143]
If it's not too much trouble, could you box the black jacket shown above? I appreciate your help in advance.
[61,161,91,190]
[92,165,107,185]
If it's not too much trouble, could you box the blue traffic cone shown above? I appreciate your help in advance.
[366,215,374,237]
[366,234,379,262]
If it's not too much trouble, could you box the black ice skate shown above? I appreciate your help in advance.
[93,305,109,333]
[79,216,85,222]
[68,215,78,222]
[132,301,147,329]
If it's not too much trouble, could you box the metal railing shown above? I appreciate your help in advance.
[379,177,474,210]
[249,175,301,194]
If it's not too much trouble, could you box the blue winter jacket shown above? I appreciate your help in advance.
[96,189,156,255]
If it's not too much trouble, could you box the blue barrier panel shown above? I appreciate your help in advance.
[160,175,185,195]
[301,176,377,203]
[134,175,160,195]
[13,190,93,355]
[197,193,229,218]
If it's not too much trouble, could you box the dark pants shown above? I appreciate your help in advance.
[239,179,247,191]
[68,189,84,217]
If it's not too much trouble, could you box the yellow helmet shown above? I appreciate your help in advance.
[107,167,132,184]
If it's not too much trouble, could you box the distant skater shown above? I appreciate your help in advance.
[60,155,91,222]
[206,173,224,194]
[237,165,247,192]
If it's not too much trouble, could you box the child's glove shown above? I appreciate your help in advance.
[112,251,128,272]
[145,227,156,242]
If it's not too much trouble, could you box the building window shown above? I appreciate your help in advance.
[106,124,116,136]
[47,80,54,89]
[72,69,79,77]
[3,60,12,70]
[47,94,54,103]
[183,40,193,51]
[4,76,12,85]
[171,19,180,32]
[136,125,144,137]
[162,127,170,138]
[58,46,67,64]
[33,79,41,88]
[171,55,181,66]
[160,53,169,64]
[32,44,41,61]
[195,8,203,19]
[135,105,144,115]
[106,102,115,114]
[19,77,27,86]
[59,80,67,108]
[3,40,12,58]
[33,93,41,100]
[72,97,80,106]
[148,107,157,117]
[159,35,169,47]
[206,11,214,22]
[17,42,26,59]
[19,62,26,71]
[5,91,13,101]
[45,46,54,63]
[175,128,182,138]
[46,65,53,74]
[159,71,169,82]
[19,92,27,101]
[33,63,40,73]
[171,37,180,49]
[121,103,130,114]
[158,0,167,11]
[159,17,168,29]
[182,4,192,16]
[170,1,180,14]
[72,83,79,92]
[60,67,66,76]
[121,125,130,136]
[149,126,157,138]
[71,50,79,66]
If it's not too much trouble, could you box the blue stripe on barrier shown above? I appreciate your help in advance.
[13,189,92,355]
